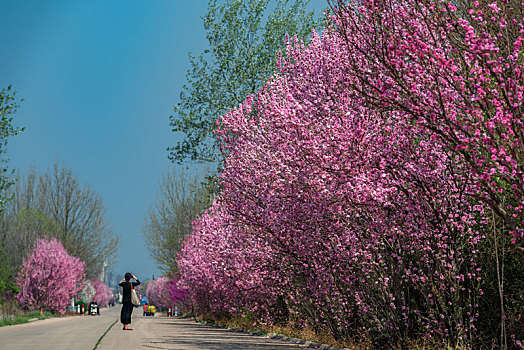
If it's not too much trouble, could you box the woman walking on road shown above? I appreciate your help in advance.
[119,272,140,330]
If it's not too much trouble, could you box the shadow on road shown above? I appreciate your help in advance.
[142,318,300,350]
[144,335,298,350]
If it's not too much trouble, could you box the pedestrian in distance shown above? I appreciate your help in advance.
[119,272,140,330]
[88,298,100,316]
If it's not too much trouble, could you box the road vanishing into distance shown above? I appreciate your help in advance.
[0,307,304,350]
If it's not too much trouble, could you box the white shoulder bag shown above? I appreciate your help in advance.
[130,283,140,306]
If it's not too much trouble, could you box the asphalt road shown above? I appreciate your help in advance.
[0,306,120,350]
[0,307,302,350]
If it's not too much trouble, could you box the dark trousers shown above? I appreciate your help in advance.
[120,301,134,324]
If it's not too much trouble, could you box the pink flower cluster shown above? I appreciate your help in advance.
[177,0,523,345]
[91,278,112,307]
[332,0,524,243]
[178,204,274,317]
[146,277,171,310]
[167,275,189,309]
[15,238,85,314]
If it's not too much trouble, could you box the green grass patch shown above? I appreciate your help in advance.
[0,311,54,327]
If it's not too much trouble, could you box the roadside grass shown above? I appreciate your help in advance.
[190,313,469,349]
[190,313,371,349]
[0,311,54,327]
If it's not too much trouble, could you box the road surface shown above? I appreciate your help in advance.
[0,307,302,349]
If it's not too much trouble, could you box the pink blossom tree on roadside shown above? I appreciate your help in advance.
[177,203,275,319]
[15,238,85,314]
[176,0,524,346]
[213,27,483,344]
[330,0,524,246]
[167,275,190,313]
[91,279,112,307]
[146,276,171,310]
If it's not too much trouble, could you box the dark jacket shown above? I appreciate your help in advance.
[119,279,140,303]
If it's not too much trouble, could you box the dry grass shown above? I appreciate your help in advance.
[262,324,372,349]
[192,314,478,349]
[194,313,371,349]
[194,313,488,349]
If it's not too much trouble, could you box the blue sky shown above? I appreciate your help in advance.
[0,0,327,282]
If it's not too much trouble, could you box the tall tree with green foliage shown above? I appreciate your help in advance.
[0,85,24,211]
[0,244,19,300]
[0,85,24,303]
[168,0,322,164]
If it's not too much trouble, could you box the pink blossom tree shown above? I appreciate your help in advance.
[91,279,112,307]
[167,275,190,313]
[178,203,276,319]
[180,26,484,348]
[330,0,524,246]
[214,28,483,343]
[176,0,524,346]
[146,277,171,310]
[15,238,85,314]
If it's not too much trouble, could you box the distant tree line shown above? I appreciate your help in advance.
[1,162,119,278]
[0,85,119,307]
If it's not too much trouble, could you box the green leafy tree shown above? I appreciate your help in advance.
[0,86,24,305]
[168,0,322,164]
[0,244,19,300]
[0,85,24,211]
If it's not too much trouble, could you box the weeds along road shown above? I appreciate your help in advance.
[0,307,303,350]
